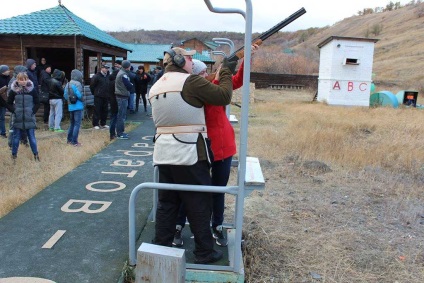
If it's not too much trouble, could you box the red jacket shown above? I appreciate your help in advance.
[206,60,244,161]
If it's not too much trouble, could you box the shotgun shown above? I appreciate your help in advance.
[207,7,307,81]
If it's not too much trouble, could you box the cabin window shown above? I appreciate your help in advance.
[344,58,360,65]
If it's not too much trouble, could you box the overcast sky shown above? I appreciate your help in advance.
[0,0,411,33]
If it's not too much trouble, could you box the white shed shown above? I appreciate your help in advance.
[317,36,379,106]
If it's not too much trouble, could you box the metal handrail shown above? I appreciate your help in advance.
[128,0,253,274]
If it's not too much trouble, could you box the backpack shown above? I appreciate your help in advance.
[67,84,78,104]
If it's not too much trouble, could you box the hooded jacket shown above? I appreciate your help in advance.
[49,69,65,99]
[7,79,39,130]
[90,69,109,98]
[25,59,39,95]
[64,69,84,111]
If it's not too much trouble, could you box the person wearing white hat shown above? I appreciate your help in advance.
[173,44,260,248]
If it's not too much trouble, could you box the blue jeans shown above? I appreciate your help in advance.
[67,110,82,144]
[176,156,233,228]
[116,97,128,136]
[0,106,6,135]
[128,93,135,111]
[109,112,117,138]
[12,128,38,156]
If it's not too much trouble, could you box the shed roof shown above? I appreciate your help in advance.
[318,36,379,48]
[0,4,131,51]
[103,44,215,64]
[126,44,172,62]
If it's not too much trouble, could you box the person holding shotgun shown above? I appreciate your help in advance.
[149,47,237,264]
[172,44,259,248]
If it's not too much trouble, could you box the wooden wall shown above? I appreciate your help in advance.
[250,72,318,89]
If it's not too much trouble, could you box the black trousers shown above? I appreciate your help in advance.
[93,96,109,127]
[42,102,50,124]
[136,91,147,111]
[154,161,214,257]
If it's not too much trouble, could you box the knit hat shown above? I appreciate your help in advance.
[0,65,9,74]
[122,60,131,69]
[192,59,207,75]
[14,65,27,74]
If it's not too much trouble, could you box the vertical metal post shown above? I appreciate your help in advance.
[233,0,252,272]
[203,0,253,273]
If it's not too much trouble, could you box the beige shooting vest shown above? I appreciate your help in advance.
[149,72,210,165]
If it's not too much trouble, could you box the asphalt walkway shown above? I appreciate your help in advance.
[0,110,156,283]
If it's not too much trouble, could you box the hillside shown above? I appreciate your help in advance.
[110,2,424,91]
[297,2,424,91]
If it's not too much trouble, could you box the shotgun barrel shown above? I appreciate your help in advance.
[227,7,307,62]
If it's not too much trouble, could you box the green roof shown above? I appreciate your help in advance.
[126,44,172,62]
[192,52,215,63]
[0,5,130,51]
[204,41,220,50]
[103,44,215,64]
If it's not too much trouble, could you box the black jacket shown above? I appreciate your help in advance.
[108,69,118,114]
[48,69,65,99]
[90,71,110,98]
[135,71,151,94]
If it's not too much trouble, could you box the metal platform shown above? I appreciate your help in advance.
[135,222,244,283]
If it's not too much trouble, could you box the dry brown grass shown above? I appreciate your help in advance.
[0,120,137,218]
[226,88,424,282]
[2,89,424,282]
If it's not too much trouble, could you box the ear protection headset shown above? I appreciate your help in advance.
[164,49,185,68]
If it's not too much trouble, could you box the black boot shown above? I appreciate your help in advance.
[34,154,40,161]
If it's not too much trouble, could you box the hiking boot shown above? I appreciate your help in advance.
[194,250,223,264]
[212,225,228,247]
[172,225,184,247]
[34,154,40,161]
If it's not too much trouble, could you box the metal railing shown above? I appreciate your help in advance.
[128,0,253,273]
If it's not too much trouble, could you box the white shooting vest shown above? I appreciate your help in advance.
[149,72,209,165]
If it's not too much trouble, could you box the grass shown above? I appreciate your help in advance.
[0,118,137,218]
[226,88,424,282]
[2,89,424,282]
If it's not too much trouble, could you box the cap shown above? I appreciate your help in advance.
[163,47,196,65]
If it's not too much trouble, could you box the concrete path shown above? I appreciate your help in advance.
[0,110,156,283]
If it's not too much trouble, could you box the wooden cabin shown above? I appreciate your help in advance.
[0,4,131,84]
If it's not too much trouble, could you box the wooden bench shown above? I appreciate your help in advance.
[269,84,304,90]
[232,156,265,196]
[229,114,238,124]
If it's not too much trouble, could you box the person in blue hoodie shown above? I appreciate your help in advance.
[64,69,84,146]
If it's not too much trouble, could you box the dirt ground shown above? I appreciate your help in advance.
[225,88,424,282]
